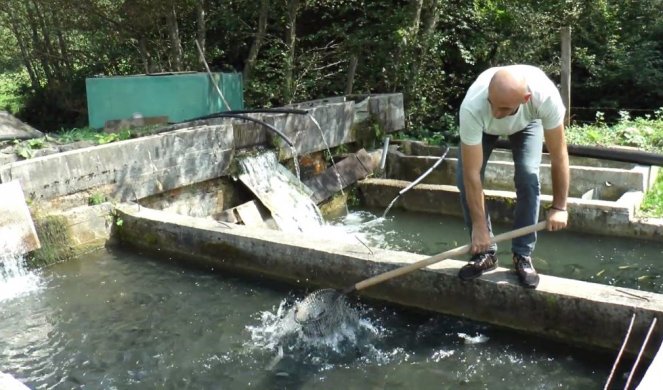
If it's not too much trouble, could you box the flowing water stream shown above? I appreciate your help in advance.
[333,208,663,293]
[1,181,658,388]
[0,246,625,389]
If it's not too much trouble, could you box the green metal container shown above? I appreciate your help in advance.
[85,72,243,129]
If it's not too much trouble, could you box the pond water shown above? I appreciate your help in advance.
[1,244,633,389]
[335,208,663,293]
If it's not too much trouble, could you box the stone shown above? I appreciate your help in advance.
[0,111,43,141]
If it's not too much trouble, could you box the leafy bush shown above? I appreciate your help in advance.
[565,109,663,153]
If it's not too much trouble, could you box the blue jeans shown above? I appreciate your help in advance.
[456,121,542,256]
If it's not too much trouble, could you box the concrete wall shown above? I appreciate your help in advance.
[387,148,652,200]
[0,94,404,208]
[113,203,663,358]
[0,123,235,203]
[358,178,662,240]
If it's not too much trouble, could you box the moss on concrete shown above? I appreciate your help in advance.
[29,214,75,268]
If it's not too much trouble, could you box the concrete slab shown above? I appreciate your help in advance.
[0,124,234,202]
[358,178,661,240]
[387,151,650,200]
[114,203,663,358]
[0,180,40,255]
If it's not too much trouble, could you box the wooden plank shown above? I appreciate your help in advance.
[560,27,572,126]
[235,200,271,229]
[304,148,374,204]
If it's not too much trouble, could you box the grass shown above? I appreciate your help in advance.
[639,172,663,218]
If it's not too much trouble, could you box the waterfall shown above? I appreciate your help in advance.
[0,228,42,302]
[238,151,325,233]
[0,181,42,302]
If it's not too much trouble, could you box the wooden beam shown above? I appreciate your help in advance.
[561,27,572,126]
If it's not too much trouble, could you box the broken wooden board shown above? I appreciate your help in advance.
[304,148,374,204]
[0,180,41,255]
[237,151,324,233]
[215,200,274,229]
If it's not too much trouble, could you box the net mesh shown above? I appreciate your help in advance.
[294,289,358,337]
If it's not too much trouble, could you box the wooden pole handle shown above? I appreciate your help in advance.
[350,220,547,293]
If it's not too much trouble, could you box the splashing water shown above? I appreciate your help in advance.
[0,250,42,302]
[245,296,389,369]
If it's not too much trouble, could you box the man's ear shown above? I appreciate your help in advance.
[523,93,532,104]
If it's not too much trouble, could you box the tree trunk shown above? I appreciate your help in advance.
[4,12,40,88]
[23,1,53,82]
[166,2,183,71]
[196,0,206,57]
[410,0,441,92]
[391,0,424,92]
[138,36,151,74]
[243,0,269,85]
[345,54,358,95]
[284,0,300,103]
[409,0,424,37]
[31,0,63,82]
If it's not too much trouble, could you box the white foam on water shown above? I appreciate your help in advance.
[1,243,42,303]
[245,297,396,368]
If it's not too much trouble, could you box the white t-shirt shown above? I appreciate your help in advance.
[459,65,566,145]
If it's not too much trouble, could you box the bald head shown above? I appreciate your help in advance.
[488,68,531,119]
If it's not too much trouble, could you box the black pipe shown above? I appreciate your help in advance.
[194,108,309,120]
[209,113,295,147]
[495,139,663,166]
[225,108,309,115]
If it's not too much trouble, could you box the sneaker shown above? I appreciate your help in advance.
[513,254,539,288]
[458,252,498,281]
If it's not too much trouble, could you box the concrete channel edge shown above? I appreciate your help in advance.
[114,203,663,359]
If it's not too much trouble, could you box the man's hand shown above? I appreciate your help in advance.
[546,208,568,231]
[471,225,493,254]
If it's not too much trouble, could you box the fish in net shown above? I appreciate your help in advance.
[293,289,359,337]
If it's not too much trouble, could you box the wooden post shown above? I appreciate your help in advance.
[561,27,572,126]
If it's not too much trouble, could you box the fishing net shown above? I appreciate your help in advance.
[294,289,359,337]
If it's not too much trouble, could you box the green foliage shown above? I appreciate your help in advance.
[565,109,663,153]
[639,171,663,218]
[13,137,45,159]
[95,129,132,145]
[0,71,27,113]
[1,0,662,135]
[56,127,101,143]
[88,192,107,206]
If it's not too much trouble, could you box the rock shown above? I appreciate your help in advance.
[0,111,43,141]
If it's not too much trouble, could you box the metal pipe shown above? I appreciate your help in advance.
[379,136,390,171]
[398,145,450,196]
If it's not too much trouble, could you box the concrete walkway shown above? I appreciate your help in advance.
[114,203,663,359]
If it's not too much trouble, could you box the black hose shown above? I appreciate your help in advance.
[210,113,295,147]
[224,108,309,115]
[495,139,663,166]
